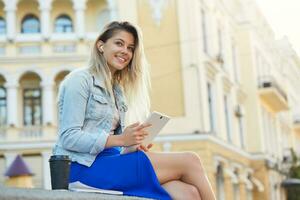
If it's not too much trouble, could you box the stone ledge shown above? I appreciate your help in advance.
[0,186,151,200]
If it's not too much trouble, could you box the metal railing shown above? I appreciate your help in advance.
[258,76,288,101]
[19,126,43,139]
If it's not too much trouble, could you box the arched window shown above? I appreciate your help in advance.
[0,86,7,126]
[55,14,73,33]
[23,88,42,125]
[0,17,6,34]
[21,14,40,33]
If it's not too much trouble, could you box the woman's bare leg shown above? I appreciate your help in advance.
[162,180,201,200]
[145,151,216,200]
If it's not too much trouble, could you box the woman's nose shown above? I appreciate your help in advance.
[121,46,130,54]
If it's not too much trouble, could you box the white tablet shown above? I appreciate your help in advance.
[121,111,170,154]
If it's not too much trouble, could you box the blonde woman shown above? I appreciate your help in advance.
[53,21,216,200]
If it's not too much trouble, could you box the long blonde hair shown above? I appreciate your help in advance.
[88,21,151,124]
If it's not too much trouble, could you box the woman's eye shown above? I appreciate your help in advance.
[128,47,134,52]
[116,41,123,46]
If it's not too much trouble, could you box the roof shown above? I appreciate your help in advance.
[4,155,34,177]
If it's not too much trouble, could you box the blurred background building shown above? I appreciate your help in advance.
[0,0,299,199]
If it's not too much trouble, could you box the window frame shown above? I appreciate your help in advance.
[0,86,7,126]
[21,14,40,34]
[23,88,42,126]
[54,14,73,33]
[0,17,6,35]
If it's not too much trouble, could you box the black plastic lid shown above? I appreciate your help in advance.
[49,155,70,161]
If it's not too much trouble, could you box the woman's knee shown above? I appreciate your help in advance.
[186,184,201,200]
[183,152,204,170]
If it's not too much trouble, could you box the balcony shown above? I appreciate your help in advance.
[258,76,289,113]
[294,115,300,133]
[0,126,57,144]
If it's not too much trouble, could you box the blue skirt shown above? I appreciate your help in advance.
[69,147,171,200]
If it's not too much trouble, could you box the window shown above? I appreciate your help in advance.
[232,39,239,82]
[216,165,225,200]
[207,82,216,132]
[201,9,208,54]
[0,17,6,34]
[21,14,40,33]
[0,87,7,126]
[23,88,42,126]
[55,14,73,33]
[224,95,232,142]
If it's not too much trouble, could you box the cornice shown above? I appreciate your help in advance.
[0,55,88,64]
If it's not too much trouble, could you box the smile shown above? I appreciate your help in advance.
[116,56,127,63]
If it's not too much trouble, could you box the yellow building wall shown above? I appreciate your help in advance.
[137,0,184,117]
[0,2,4,17]
[16,0,40,34]
[85,0,106,32]
[237,27,264,153]
[51,0,75,33]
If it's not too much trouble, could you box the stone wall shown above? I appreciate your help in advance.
[0,186,150,200]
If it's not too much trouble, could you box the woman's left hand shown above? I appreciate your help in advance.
[137,143,153,152]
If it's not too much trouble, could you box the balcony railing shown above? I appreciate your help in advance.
[20,126,43,138]
[258,76,289,112]
[294,115,300,133]
[0,126,57,143]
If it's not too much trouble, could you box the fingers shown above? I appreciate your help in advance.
[133,123,152,131]
[138,145,148,152]
[128,122,140,128]
[147,143,153,149]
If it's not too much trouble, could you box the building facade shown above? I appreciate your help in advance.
[0,0,300,199]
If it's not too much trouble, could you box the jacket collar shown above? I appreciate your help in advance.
[91,73,106,89]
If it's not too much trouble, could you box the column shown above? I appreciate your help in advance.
[224,168,234,200]
[38,0,52,39]
[41,81,55,125]
[4,0,17,41]
[41,151,51,189]
[4,81,19,127]
[73,0,87,39]
[106,0,119,21]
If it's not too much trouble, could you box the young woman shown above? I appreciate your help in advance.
[53,21,216,200]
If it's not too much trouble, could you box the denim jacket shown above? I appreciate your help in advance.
[53,68,128,167]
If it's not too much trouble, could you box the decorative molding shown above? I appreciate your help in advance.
[3,0,18,11]
[72,0,87,11]
[0,55,87,64]
[38,0,53,11]
[149,0,168,26]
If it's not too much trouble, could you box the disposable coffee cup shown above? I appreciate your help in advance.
[49,155,71,190]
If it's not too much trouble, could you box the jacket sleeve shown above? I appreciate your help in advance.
[58,72,109,154]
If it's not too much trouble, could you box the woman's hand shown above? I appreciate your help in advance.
[137,143,153,152]
[121,122,151,147]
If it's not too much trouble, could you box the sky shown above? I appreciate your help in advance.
[255,0,300,55]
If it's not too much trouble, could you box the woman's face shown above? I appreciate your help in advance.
[99,30,135,75]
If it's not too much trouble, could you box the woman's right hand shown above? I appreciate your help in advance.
[121,122,151,147]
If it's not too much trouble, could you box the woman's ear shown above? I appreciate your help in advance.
[97,40,104,52]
